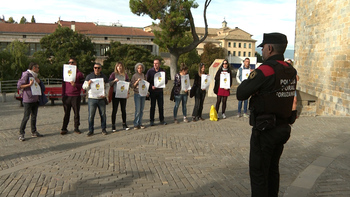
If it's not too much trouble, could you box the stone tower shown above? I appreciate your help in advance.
[295,0,350,116]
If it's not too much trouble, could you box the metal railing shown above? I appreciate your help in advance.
[1,78,62,102]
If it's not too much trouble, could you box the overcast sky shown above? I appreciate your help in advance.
[1,0,296,50]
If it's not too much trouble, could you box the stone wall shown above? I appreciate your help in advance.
[295,0,350,116]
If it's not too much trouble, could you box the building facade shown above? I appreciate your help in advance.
[145,20,256,58]
[0,20,158,63]
[295,0,350,116]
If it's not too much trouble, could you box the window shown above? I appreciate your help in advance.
[0,42,9,51]
[228,51,231,56]
[239,43,241,48]
[23,35,26,38]
[94,44,110,56]
[228,42,231,47]
[244,43,246,48]
[238,51,241,56]
[249,43,252,49]
[243,52,246,57]
[233,51,236,56]
[248,52,251,57]
[233,42,236,48]
[104,37,108,40]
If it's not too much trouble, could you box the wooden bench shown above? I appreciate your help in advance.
[15,86,86,106]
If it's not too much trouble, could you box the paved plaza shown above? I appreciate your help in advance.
[0,90,350,197]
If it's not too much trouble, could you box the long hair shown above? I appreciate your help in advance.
[198,63,205,76]
[114,62,126,76]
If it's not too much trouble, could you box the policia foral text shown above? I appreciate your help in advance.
[236,33,297,197]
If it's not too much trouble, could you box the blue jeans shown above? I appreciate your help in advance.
[134,94,146,126]
[173,94,188,119]
[20,102,39,135]
[88,98,106,132]
[238,99,248,114]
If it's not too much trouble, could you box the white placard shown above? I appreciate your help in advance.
[181,74,190,91]
[201,74,211,90]
[220,72,231,89]
[29,77,41,95]
[90,78,105,98]
[242,69,251,81]
[115,81,130,98]
[154,72,165,88]
[63,64,77,82]
[138,80,150,97]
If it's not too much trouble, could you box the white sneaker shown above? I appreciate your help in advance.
[183,117,188,123]
[222,113,226,119]
[243,113,249,118]
[237,113,242,118]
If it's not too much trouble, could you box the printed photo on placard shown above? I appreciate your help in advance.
[29,77,41,95]
[181,74,190,91]
[154,72,166,88]
[90,78,105,98]
[115,81,130,98]
[138,80,150,97]
[220,72,231,89]
[201,74,211,90]
[63,64,77,82]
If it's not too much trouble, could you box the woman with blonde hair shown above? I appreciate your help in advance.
[109,62,130,131]
[191,63,207,121]
[130,63,146,129]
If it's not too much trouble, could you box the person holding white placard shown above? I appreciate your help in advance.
[172,63,189,123]
[213,59,232,119]
[236,58,252,118]
[191,63,207,122]
[17,62,44,141]
[61,58,85,135]
[83,63,109,136]
[130,63,147,129]
[109,62,130,131]
[145,59,168,126]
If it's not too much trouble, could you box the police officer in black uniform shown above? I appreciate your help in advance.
[236,33,297,197]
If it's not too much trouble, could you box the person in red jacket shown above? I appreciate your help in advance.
[61,58,85,135]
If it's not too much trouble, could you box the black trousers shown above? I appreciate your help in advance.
[149,91,164,122]
[62,95,81,130]
[111,92,127,125]
[192,88,206,118]
[249,124,291,197]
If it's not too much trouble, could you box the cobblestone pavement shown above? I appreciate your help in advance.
[0,91,349,197]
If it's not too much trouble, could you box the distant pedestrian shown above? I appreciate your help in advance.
[17,62,44,141]
[145,59,168,126]
[213,59,232,119]
[191,63,207,121]
[173,63,189,123]
[236,57,252,118]
[130,63,147,129]
[109,62,130,131]
[83,63,109,136]
[61,57,85,135]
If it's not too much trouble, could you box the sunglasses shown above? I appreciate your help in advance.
[68,61,75,64]
[223,62,228,64]
[94,67,101,69]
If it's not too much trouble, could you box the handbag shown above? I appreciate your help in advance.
[209,105,218,121]
[190,85,197,98]
[108,84,114,103]
[170,86,175,101]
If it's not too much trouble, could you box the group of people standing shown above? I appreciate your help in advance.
[17,32,298,197]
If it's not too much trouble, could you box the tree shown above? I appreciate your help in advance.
[31,15,36,23]
[7,17,16,23]
[200,42,225,68]
[103,41,160,76]
[178,48,200,78]
[255,52,263,63]
[0,41,29,80]
[19,16,27,24]
[130,0,211,79]
[38,26,95,78]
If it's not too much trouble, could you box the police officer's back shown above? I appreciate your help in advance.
[236,33,297,197]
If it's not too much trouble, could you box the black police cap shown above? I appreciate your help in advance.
[257,33,288,47]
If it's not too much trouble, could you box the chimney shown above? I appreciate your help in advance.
[71,21,75,32]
